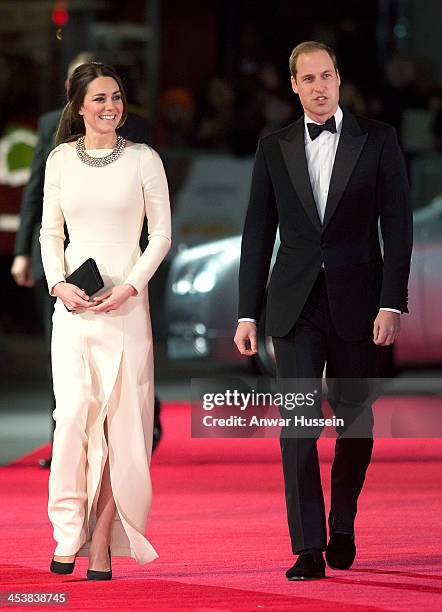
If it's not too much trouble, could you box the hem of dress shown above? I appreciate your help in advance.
[76,542,159,565]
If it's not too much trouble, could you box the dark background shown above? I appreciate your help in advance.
[0,0,441,368]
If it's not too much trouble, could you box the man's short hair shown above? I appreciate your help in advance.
[289,41,338,80]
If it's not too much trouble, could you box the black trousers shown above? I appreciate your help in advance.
[272,270,376,553]
[33,277,56,437]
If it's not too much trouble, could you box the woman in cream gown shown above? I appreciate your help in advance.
[40,63,171,576]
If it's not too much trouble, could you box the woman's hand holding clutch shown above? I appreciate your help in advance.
[88,284,137,314]
[53,282,92,312]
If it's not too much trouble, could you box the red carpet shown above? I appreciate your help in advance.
[1,400,441,611]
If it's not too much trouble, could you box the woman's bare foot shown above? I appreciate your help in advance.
[53,554,76,563]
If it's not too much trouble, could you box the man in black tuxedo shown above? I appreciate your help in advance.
[234,41,412,580]
[11,54,161,466]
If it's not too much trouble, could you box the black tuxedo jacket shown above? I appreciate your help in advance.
[14,109,150,281]
[238,109,413,341]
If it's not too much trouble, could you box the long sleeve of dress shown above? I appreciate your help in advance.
[124,145,172,293]
[39,147,66,295]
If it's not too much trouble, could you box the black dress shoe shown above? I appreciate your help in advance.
[50,556,76,574]
[152,397,162,452]
[152,423,162,452]
[326,533,356,569]
[87,546,112,581]
[286,553,326,581]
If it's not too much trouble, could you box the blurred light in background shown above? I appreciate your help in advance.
[52,1,69,27]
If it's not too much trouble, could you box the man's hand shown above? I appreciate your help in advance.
[373,310,400,346]
[234,321,258,356]
[11,255,35,287]
[88,284,137,314]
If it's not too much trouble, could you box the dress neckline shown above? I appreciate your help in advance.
[65,143,138,152]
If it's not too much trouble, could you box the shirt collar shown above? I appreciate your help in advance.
[304,106,343,138]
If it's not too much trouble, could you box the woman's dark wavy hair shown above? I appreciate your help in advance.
[55,62,128,146]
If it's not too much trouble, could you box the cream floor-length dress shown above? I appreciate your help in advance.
[40,142,171,564]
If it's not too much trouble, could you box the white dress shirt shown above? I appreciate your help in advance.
[305,105,343,223]
[239,107,399,323]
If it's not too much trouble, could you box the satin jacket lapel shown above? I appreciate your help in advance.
[279,118,322,232]
[322,111,368,230]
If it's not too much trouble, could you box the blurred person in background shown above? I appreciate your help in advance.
[235,40,412,580]
[231,71,266,155]
[339,82,366,117]
[195,77,235,150]
[428,89,442,151]
[382,47,423,137]
[41,62,171,578]
[154,87,195,148]
[257,63,294,138]
[11,53,163,468]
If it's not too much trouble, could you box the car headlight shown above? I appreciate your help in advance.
[192,266,217,293]
[173,276,193,295]
[172,260,219,295]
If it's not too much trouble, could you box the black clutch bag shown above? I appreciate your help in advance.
[64,258,104,311]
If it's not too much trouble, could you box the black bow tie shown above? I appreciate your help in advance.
[306,116,337,140]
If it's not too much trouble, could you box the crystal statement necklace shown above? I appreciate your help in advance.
[76,135,126,167]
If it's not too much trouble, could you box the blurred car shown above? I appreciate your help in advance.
[165,198,442,374]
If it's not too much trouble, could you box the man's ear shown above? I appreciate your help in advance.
[336,70,341,87]
[291,75,298,95]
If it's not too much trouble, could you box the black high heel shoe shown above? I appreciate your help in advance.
[50,555,76,575]
[87,546,112,581]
